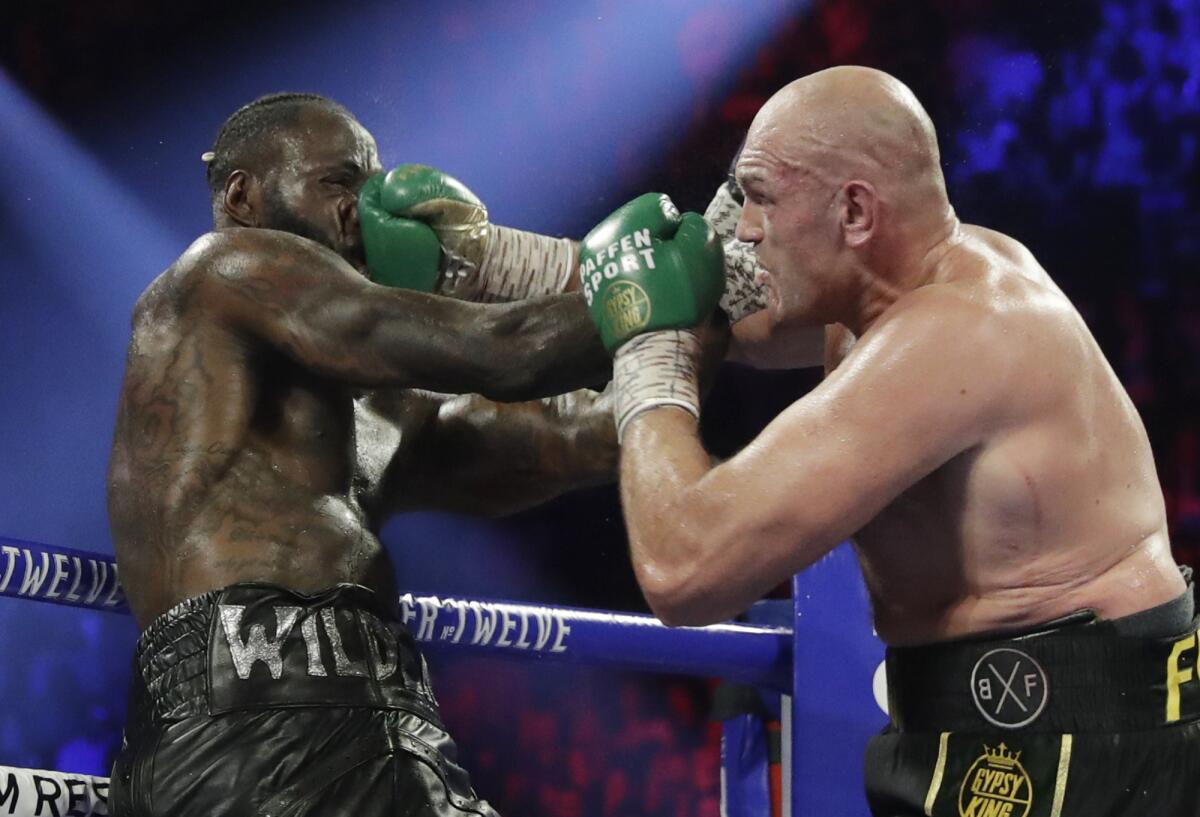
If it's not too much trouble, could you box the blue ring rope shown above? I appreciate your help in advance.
[0,536,792,692]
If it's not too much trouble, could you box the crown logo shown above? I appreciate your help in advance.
[982,743,1022,769]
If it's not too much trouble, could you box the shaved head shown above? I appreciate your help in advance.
[734,67,960,330]
[741,66,948,216]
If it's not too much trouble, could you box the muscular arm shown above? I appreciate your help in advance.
[361,386,616,520]
[619,288,1011,625]
[196,228,609,400]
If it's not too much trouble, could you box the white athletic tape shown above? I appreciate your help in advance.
[0,766,110,816]
[477,227,577,302]
[703,183,768,323]
[436,226,575,302]
[703,182,743,244]
[613,329,702,440]
[719,239,770,323]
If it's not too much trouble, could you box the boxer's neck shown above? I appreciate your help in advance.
[845,212,963,336]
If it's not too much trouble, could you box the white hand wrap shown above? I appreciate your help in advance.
[438,226,576,302]
[703,180,743,243]
[703,182,769,323]
[613,329,702,442]
[720,239,770,322]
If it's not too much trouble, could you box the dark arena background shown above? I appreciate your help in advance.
[1,1,1198,815]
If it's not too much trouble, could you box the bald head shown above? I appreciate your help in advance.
[742,66,948,213]
[734,68,960,328]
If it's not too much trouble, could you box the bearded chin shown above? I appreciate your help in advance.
[261,189,339,255]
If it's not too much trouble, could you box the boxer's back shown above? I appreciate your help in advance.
[108,235,387,629]
[853,225,1183,645]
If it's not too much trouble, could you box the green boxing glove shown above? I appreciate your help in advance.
[360,164,576,300]
[580,192,723,352]
[357,171,443,291]
[579,193,724,439]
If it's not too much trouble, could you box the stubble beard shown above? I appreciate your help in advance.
[261,186,357,266]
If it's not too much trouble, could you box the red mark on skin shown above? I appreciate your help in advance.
[1022,469,1043,534]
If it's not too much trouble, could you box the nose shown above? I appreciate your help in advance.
[735,200,763,245]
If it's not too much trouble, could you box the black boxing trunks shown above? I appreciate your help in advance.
[109,582,500,817]
[865,579,1200,817]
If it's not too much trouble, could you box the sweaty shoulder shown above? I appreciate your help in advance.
[960,223,1063,295]
[145,228,354,326]
[176,228,342,286]
[872,274,1005,349]
[136,231,259,306]
[844,281,1014,398]
[865,230,1084,425]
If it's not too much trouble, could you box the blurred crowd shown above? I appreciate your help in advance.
[432,657,721,817]
[0,610,127,776]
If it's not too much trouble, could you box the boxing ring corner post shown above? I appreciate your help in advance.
[0,535,886,817]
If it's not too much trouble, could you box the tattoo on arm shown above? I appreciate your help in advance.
[204,229,609,398]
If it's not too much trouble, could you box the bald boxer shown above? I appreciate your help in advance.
[591,67,1199,815]
[107,93,617,817]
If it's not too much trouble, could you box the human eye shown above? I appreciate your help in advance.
[743,184,770,206]
[321,164,362,188]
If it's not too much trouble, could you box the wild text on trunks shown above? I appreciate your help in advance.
[218,604,399,681]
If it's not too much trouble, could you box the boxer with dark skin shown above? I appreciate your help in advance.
[107,96,614,631]
[105,94,617,817]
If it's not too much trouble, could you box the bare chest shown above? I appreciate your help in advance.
[249,360,359,491]
[856,462,968,573]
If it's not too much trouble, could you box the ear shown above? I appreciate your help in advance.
[840,180,877,248]
[222,170,263,228]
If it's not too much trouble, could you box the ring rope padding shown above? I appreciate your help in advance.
[0,535,792,690]
[0,765,110,817]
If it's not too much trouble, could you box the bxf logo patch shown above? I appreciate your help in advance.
[970,648,1049,729]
